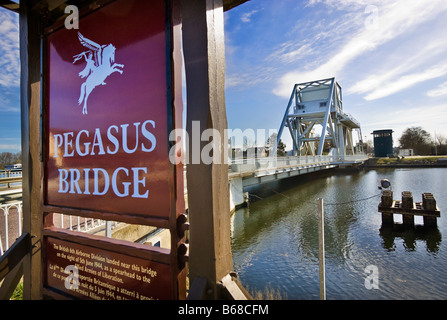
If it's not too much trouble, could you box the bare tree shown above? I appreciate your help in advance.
[266,133,286,156]
[0,152,21,169]
[434,133,447,155]
[399,127,431,155]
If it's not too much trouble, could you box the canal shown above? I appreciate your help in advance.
[231,168,447,299]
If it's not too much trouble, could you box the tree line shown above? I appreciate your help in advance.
[398,126,447,155]
[0,152,22,169]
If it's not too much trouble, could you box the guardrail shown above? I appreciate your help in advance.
[0,169,22,189]
[229,154,368,175]
[0,177,22,189]
[0,169,22,177]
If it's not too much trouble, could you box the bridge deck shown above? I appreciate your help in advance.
[230,155,367,178]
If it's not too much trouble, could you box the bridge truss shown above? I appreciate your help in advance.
[274,78,363,156]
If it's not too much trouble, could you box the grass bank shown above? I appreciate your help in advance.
[366,156,447,167]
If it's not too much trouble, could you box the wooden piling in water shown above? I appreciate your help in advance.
[401,191,414,226]
[423,193,437,227]
[378,191,440,228]
[380,190,394,224]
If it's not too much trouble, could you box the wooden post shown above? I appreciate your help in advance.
[20,0,43,300]
[317,198,326,300]
[181,0,236,299]
[380,190,393,225]
[401,191,414,226]
[423,193,437,227]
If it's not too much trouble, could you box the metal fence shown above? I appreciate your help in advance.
[53,213,119,237]
[1,206,119,256]
[0,201,23,256]
[0,203,119,257]
[0,170,23,256]
[229,154,368,175]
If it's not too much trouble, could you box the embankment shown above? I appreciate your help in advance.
[365,156,447,168]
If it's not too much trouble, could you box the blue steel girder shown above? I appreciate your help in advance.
[275,77,361,157]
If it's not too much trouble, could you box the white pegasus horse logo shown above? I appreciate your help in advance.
[73,32,124,115]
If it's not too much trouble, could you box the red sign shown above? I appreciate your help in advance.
[45,237,173,300]
[45,0,172,218]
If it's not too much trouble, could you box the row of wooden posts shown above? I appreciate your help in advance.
[378,190,440,227]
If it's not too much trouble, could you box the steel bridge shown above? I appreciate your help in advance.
[229,78,367,211]
[228,154,368,211]
[273,78,363,157]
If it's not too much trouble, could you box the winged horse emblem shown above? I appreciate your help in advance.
[73,32,124,115]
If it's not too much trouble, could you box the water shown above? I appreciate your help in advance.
[231,168,447,300]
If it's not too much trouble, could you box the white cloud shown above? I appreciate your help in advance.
[0,9,20,88]
[0,138,21,151]
[273,0,447,98]
[0,144,20,151]
[347,24,447,100]
[363,64,447,101]
[241,9,258,23]
[427,81,447,98]
[367,104,447,127]
[266,42,314,64]
[359,103,447,142]
[0,104,20,113]
[225,65,276,89]
[306,0,384,9]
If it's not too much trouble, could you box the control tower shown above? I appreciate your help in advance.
[372,129,394,157]
[274,78,363,156]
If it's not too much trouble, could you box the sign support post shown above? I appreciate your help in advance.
[181,0,248,299]
[19,0,44,300]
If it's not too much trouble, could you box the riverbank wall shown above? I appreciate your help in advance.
[364,156,447,168]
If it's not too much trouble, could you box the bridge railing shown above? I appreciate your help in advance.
[0,169,22,178]
[0,169,23,189]
[229,154,368,175]
[230,155,333,174]
[339,154,369,163]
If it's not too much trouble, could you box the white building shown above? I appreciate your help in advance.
[399,149,414,157]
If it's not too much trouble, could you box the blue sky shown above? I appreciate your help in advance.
[0,8,20,153]
[224,0,447,149]
[1,1,447,153]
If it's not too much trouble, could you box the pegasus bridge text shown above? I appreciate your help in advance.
[50,119,158,199]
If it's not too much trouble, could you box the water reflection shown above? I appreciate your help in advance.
[232,171,375,266]
[380,224,442,253]
[231,168,447,299]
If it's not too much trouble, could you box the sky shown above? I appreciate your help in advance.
[223,0,447,150]
[0,7,20,153]
[1,1,447,153]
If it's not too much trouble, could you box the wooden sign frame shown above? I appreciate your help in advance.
[36,0,186,300]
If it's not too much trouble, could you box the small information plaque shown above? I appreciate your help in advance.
[45,237,173,300]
